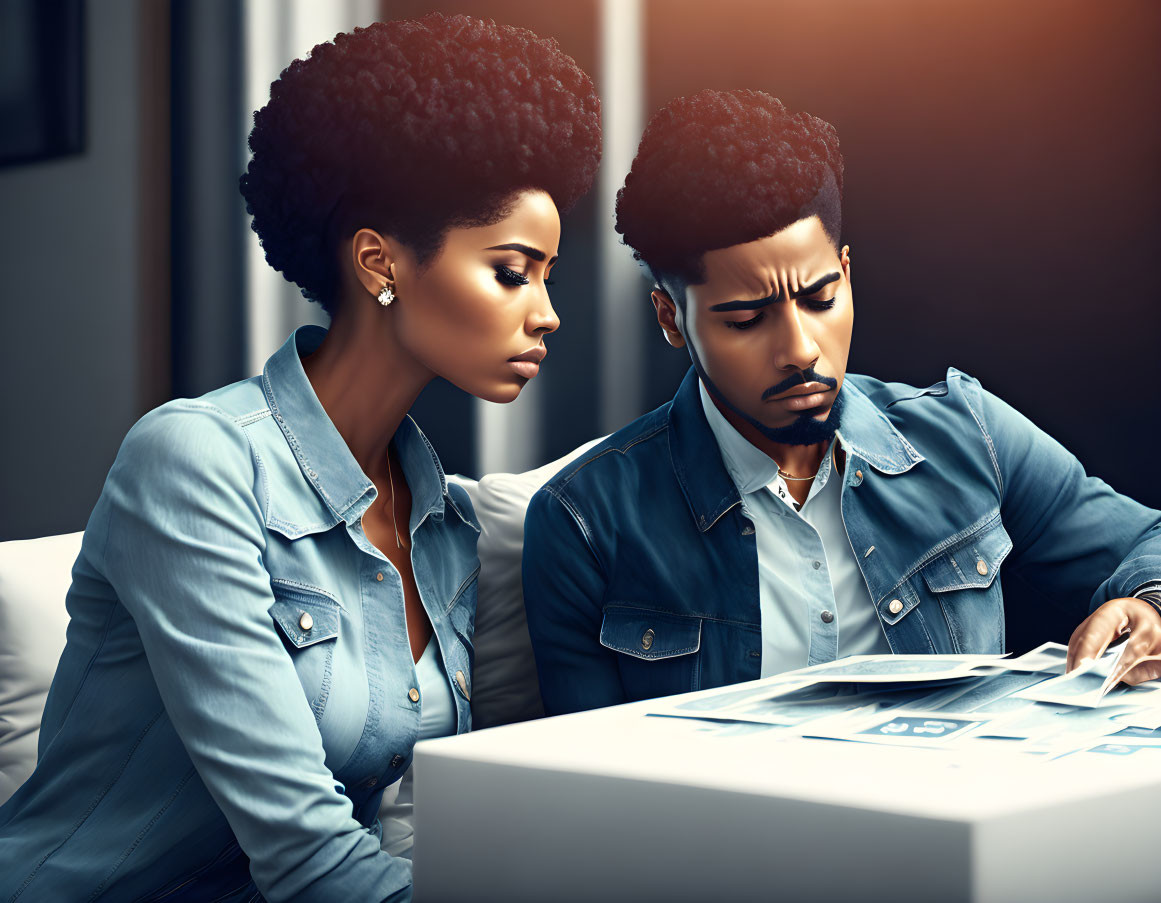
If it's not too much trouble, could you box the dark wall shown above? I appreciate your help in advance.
[0,1,169,541]
[642,0,1161,507]
[3,1,1156,540]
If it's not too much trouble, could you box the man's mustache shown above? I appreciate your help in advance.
[761,368,839,401]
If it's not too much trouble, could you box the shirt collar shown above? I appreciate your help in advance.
[698,379,781,495]
[262,326,465,531]
[698,379,840,508]
[668,366,924,531]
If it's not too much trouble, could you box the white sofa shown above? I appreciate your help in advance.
[0,439,601,808]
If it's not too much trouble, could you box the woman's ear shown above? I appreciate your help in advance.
[651,288,686,349]
[350,228,398,299]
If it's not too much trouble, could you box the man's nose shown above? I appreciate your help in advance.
[773,305,820,371]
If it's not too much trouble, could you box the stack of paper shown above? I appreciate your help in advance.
[647,642,1161,760]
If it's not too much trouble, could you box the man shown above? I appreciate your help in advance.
[522,89,1161,715]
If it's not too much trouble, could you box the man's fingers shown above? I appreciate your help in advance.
[1067,606,1126,671]
[1121,655,1161,686]
[1111,635,1157,685]
[1112,609,1161,684]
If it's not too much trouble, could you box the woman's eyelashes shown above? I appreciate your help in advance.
[494,264,555,287]
[494,265,529,286]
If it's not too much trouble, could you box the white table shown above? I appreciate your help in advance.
[411,685,1161,902]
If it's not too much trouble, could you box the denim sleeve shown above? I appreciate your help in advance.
[95,403,410,903]
[522,485,627,715]
[966,378,1161,616]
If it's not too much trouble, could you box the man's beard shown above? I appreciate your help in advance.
[688,343,843,446]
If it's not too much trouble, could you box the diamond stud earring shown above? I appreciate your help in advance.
[377,282,396,306]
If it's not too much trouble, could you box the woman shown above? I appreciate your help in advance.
[0,14,600,902]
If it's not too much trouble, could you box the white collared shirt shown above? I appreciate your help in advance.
[699,381,890,676]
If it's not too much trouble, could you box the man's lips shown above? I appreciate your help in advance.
[508,346,546,379]
[769,382,832,401]
[769,382,834,411]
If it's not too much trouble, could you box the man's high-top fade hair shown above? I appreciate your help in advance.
[240,13,601,314]
[615,89,843,300]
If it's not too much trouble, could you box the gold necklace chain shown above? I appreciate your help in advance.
[776,441,840,482]
[386,446,405,550]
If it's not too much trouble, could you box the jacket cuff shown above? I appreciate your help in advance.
[1130,582,1161,620]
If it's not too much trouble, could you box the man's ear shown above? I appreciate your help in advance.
[651,288,686,349]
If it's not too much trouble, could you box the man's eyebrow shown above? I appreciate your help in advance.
[791,271,842,296]
[485,242,557,263]
[708,272,842,312]
[709,288,781,312]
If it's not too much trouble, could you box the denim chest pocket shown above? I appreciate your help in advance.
[269,580,342,720]
[600,605,703,700]
[918,518,1012,653]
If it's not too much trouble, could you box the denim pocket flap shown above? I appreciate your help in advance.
[921,519,1012,593]
[599,606,702,661]
[878,584,922,627]
[269,582,341,648]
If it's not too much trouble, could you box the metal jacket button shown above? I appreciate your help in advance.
[820,610,834,623]
[408,687,420,703]
[888,599,904,615]
[298,612,313,631]
[641,629,655,651]
[976,560,989,576]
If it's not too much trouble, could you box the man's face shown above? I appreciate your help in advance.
[658,215,853,443]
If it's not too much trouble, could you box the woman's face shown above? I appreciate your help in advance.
[391,189,562,403]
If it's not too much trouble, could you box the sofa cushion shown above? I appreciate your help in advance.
[0,532,80,804]
[468,438,604,729]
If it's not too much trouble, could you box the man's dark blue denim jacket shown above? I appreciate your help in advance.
[523,367,1161,715]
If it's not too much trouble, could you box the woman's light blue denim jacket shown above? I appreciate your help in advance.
[0,326,480,902]
[524,367,1161,714]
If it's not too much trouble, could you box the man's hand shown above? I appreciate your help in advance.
[1067,597,1161,685]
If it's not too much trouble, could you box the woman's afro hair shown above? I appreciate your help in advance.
[240,13,601,312]
[615,90,842,288]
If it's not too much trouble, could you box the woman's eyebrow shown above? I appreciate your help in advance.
[485,242,558,264]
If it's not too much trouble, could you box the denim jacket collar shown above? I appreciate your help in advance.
[667,367,923,532]
[262,326,467,533]
[668,369,746,533]
[835,378,926,476]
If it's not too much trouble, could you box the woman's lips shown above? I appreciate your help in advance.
[508,360,540,379]
[508,346,546,380]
